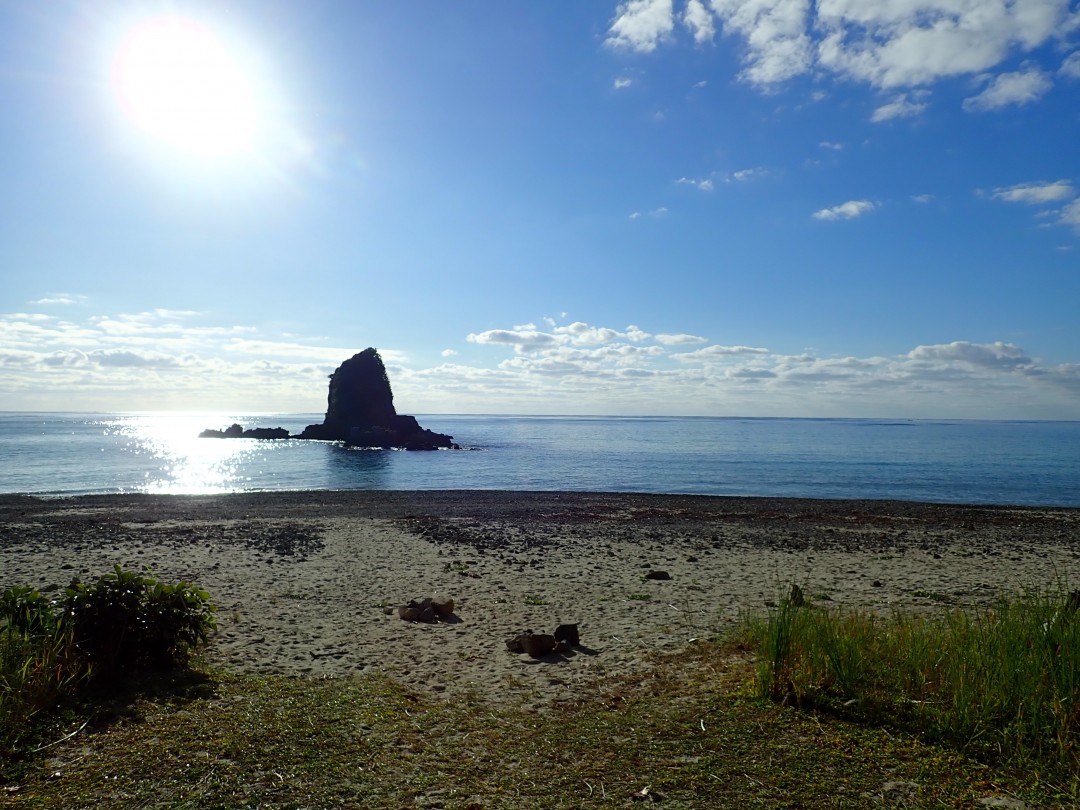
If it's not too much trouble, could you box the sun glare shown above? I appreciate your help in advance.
[112,16,261,158]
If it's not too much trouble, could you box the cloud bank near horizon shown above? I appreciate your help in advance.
[2,304,1077,419]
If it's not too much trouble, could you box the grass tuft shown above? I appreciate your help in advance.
[745,584,1080,774]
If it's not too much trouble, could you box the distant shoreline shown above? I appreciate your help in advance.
[4,489,1080,517]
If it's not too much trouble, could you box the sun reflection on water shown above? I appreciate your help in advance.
[105,413,278,494]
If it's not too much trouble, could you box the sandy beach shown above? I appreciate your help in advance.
[2,491,1078,706]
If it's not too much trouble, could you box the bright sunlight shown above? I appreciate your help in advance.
[111,16,261,158]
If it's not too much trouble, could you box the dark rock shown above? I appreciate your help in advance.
[396,596,456,623]
[506,632,529,653]
[431,596,455,616]
[644,570,672,581]
[199,423,289,439]
[554,623,580,647]
[521,633,557,658]
[298,348,458,450]
[244,427,290,440]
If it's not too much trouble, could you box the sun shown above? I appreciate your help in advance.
[111,16,261,158]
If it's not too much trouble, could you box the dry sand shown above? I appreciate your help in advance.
[2,492,1078,706]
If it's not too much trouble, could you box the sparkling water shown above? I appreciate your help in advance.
[0,412,1077,506]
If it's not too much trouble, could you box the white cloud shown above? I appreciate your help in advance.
[655,333,707,345]
[817,3,1068,88]
[89,349,185,368]
[728,367,777,379]
[466,328,559,352]
[554,322,623,345]
[730,167,768,182]
[28,294,86,306]
[610,0,1075,105]
[683,0,715,43]
[812,199,876,220]
[871,92,927,122]
[962,67,1052,111]
[990,180,1080,232]
[606,0,675,53]
[677,175,715,190]
[614,76,633,89]
[1060,199,1080,230]
[992,180,1076,204]
[441,349,458,357]
[907,341,1033,370]
[629,207,669,219]
[483,323,658,353]
[911,194,935,203]
[1062,51,1080,78]
[4,307,1079,417]
[672,344,769,360]
[710,0,812,85]
[819,141,844,150]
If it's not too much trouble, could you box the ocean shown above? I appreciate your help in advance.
[0,412,1077,506]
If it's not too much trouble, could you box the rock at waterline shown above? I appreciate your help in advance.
[298,348,458,450]
[199,424,290,439]
[199,348,459,450]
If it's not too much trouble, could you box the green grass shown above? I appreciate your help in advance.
[3,647,1068,809]
[745,585,1080,777]
[5,585,1080,807]
[0,623,88,747]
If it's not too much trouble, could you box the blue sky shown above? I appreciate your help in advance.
[2,0,1079,418]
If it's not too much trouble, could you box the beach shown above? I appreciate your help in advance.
[2,492,1078,705]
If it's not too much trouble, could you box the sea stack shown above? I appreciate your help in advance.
[298,348,457,450]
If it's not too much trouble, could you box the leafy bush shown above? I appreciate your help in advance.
[1,567,216,748]
[63,566,216,675]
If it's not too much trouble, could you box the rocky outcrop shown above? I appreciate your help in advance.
[298,348,457,450]
[199,348,458,450]
[199,424,290,439]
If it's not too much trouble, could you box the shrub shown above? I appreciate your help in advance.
[0,567,216,748]
[63,566,217,675]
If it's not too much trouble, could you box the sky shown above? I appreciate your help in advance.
[1,0,1079,418]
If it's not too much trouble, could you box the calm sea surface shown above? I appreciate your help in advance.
[0,412,1077,506]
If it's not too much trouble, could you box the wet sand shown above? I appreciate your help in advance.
[2,491,1077,705]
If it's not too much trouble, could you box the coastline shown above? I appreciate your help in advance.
[3,491,1078,705]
